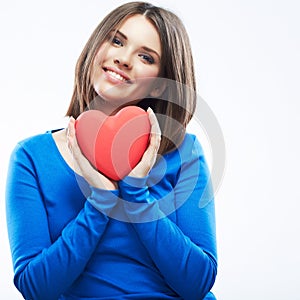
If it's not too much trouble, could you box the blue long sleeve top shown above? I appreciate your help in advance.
[6,130,217,300]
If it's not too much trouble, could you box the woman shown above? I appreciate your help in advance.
[6,2,217,299]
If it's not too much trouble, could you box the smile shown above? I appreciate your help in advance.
[106,70,127,81]
[103,67,131,83]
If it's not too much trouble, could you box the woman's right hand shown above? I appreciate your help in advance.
[67,117,117,190]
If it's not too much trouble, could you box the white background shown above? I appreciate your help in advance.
[1,0,300,299]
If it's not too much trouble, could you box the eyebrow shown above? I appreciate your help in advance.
[115,30,161,60]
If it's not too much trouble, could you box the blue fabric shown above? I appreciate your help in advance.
[6,130,217,299]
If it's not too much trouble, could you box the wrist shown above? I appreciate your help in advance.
[88,186,119,216]
[118,176,149,203]
[120,175,148,189]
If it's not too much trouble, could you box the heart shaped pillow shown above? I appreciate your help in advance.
[75,106,150,180]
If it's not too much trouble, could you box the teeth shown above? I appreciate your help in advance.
[106,70,126,81]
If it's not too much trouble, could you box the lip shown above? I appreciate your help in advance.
[103,66,132,84]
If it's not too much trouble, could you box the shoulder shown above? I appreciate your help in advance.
[164,133,205,164]
[157,133,207,183]
[10,130,58,162]
[179,133,204,155]
[8,130,68,181]
[17,129,63,150]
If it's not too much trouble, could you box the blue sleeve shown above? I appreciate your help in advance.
[5,144,115,300]
[118,137,217,300]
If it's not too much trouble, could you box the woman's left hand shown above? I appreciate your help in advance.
[128,107,161,178]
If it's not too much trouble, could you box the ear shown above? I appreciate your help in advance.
[149,81,167,98]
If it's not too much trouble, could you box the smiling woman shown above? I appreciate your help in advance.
[5,2,217,299]
[91,15,163,110]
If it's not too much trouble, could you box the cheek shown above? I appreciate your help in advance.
[94,43,111,65]
[134,64,161,87]
[142,65,160,78]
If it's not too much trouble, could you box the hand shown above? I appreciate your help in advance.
[128,108,161,178]
[67,117,117,190]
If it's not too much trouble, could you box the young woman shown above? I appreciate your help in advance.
[6,2,217,299]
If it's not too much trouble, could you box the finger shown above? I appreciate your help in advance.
[66,120,84,175]
[143,108,161,164]
[67,117,76,142]
[147,108,161,152]
[147,107,161,135]
[67,117,81,155]
[66,119,74,152]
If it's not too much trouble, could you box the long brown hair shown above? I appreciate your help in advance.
[66,1,196,154]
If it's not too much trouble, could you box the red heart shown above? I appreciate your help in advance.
[75,106,150,180]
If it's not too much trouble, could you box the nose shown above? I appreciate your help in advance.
[114,58,129,68]
[113,52,132,69]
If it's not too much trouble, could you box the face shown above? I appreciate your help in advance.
[91,14,163,109]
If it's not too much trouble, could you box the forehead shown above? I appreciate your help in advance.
[117,14,161,54]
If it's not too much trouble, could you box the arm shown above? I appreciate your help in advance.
[5,143,116,300]
[118,136,217,300]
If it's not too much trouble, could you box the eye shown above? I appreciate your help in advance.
[139,54,155,64]
[112,37,123,47]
